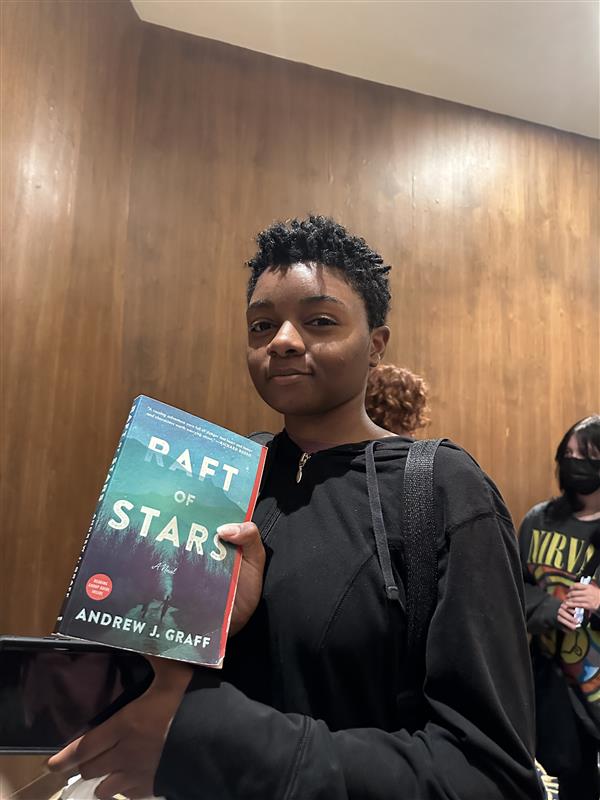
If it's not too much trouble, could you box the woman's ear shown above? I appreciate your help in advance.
[369,326,390,367]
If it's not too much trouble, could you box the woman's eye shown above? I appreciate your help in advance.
[248,321,273,333]
[308,317,336,327]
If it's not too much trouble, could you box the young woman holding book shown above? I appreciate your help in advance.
[49,216,544,799]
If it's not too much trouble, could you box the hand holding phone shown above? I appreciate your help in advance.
[47,656,193,800]
[0,636,154,755]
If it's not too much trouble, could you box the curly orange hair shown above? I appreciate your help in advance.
[365,364,430,435]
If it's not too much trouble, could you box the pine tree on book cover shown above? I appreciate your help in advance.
[55,396,267,668]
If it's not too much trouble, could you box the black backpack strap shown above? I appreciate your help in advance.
[401,439,444,669]
[400,439,557,798]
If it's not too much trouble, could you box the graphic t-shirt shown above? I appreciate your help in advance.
[519,501,600,732]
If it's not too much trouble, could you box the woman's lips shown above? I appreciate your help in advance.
[268,372,311,384]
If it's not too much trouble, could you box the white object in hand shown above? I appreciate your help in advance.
[573,576,592,626]
[60,775,164,800]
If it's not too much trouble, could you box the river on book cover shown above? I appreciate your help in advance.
[59,399,263,666]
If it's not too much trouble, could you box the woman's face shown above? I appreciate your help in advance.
[560,433,600,496]
[246,262,388,417]
[565,434,600,460]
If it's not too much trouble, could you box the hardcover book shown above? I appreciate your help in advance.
[55,396,267,667]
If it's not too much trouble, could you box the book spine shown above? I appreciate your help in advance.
[54,396,142,631]
[217,443,268,663]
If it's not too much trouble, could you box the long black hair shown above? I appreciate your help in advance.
[546,414,600,521]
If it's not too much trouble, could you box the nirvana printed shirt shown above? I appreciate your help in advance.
[519,502,600,731]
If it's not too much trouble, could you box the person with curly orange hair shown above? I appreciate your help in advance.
[365,363,430,435]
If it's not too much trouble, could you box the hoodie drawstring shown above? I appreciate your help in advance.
[366,441,403,606]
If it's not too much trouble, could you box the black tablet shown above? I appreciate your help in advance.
[0,635,154,755]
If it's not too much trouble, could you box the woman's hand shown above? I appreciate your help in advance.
[565,582,600,612]
[557,601,579,631]
[557,582,600,631]
[47,657,193,800]
[217,521,265,635]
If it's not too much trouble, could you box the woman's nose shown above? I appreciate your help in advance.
[267,321,306,356]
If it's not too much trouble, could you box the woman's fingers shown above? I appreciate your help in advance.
[78,746,122,782]
[47,716,118,774]
[94,771,136,800]
[566,584,600,611]
[217,522,265,570]
[218,522,265,635]
[557,603,579,631]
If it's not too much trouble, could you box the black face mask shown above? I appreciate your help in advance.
[560,457,600,495]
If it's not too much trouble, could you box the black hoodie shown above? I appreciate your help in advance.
[155,432,542,800]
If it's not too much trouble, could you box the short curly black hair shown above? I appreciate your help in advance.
[246,215,391,328]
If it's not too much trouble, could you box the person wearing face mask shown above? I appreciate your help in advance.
[519,414,600,800]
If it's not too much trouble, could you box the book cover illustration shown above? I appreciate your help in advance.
[56,396,267,667]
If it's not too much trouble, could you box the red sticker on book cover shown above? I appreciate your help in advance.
[86,573,113,601]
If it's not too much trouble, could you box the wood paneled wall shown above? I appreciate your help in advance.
[1,0,598,763]
[2,0,599,631]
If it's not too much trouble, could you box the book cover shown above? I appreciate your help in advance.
[55,396,267,667]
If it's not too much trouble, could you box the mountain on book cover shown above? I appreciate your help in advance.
[55,396,267,667]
